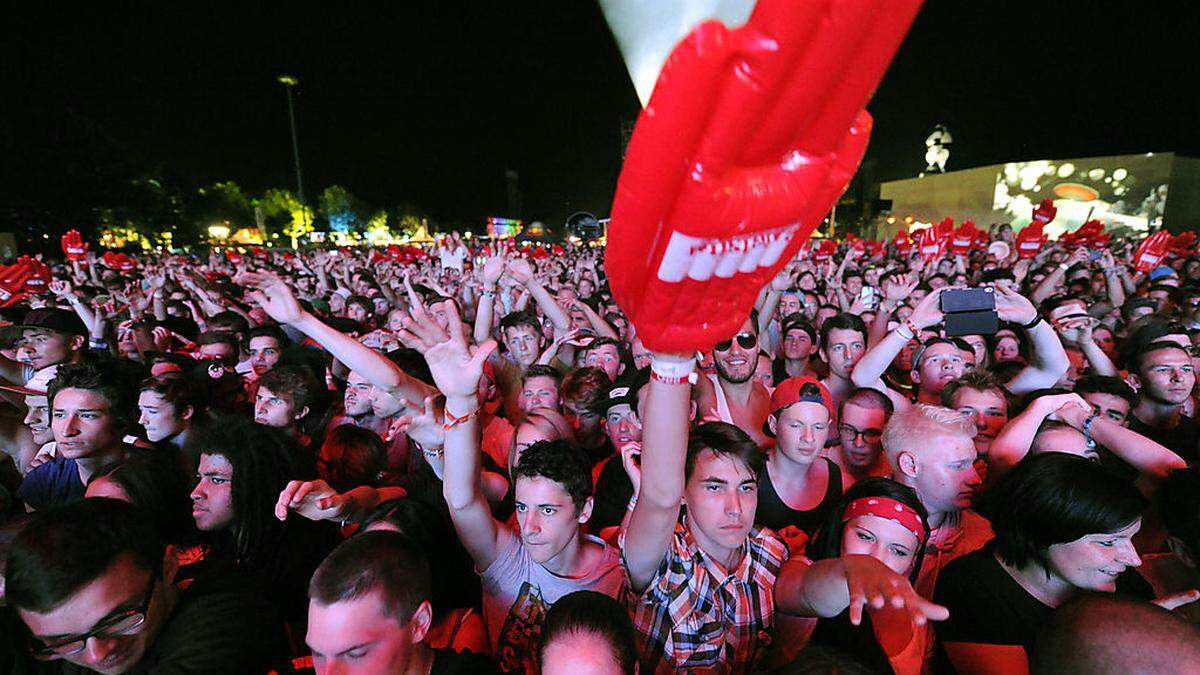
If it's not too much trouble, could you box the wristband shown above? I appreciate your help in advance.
[1082,413,1100,449]
[650,353,696,386]
[480,289,496,298]
[1020,312,1044,330]
[896,322,915,340]
[442,406,480,431]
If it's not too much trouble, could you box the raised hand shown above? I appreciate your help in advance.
[619,441,643,497]
[883,271,918,302]
[48,279,75,298]
[482,256,506,286]
[908,286,947,330]
[506,258,534,285]
[397,296,496,399]
[843,554,949,627]
[993,285,1038,325]
[275,479,351,522]
[237,271,306,324]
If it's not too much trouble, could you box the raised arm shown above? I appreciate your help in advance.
[851,286,944,406]
[997,286,1070,395]
[985,393,1079,481]
[623,353,693,592]
[1054,402,1187,481]
[775,555,948,627]
[239,271,435,404]
[571,300,618,340]
[473,256,505,346]
[507,258,569,332]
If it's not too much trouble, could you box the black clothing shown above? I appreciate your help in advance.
[1129,414,1199,466]
[811,611,895,674]
[591,454,635,532]
[432,648,504,674]
[755,457,843,536]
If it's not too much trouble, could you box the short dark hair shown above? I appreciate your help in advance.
[842,387,894,414]
[522,364,562,387]
[780,313,817,344]
[140,372,208,420]
[196,330,240,352]
[511,439,593,511]
[809,478,928,582]
[500,311,542,336]
[985,453,1147,571]
[1073,375,1137,405]
[819,313,868,349]
[941,370,1009,409]
[258,365,320,415]
[539,591,639,674]
[560,367,609,413]
[318,424,388,492]
[685,422,764,481]
[246,324,291,349]
[208,311,250,337]
[49,360,139,436]
[1128,340,1190,376]
[6,498,165,613]
[310,531,430,624]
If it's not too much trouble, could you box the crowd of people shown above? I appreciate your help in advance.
[2,224,1200,674]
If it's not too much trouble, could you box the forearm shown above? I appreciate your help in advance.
[1007,321,1069,393]
[441,395,486,511]
[851,330,908,389]
[581,305,617,339]
[777,557,847,618]
[527,281,569,330]
[474,292,496,345]
[1105,270,1126,308]
[294,312,431,400]
[1091,418,1187,479]
[639,366,690,509]
[1079,340,1118,376]
[987,405,1048,478]
[869,300,897,348]
[152,293,168,322]
[1030,267,1066,304]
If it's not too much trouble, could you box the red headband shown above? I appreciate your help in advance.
[842,497,926,543]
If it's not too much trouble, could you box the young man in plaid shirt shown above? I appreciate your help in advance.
[620,352,789,673]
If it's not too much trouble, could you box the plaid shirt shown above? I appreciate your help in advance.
[622,519,789,674]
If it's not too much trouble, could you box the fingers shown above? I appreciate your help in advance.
[275,480,306,520]
[1155,589,1200,611]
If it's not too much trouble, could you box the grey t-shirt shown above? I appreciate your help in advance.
[479,527,622,673]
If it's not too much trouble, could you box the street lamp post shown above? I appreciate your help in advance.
[277,75,309,241]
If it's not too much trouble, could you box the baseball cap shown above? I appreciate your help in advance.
[1150,266,1178,282]
[764,375,836,437]
[0,308,88,348]
[602,383,640,415]
[781,315,817,343]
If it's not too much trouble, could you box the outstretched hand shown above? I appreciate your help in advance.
[275,479,350,522]
[237,271,305,324]
[843,555,950,627]
[397,294,496,399]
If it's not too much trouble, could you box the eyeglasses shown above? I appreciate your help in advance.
[840,424,883,444]
[715,332,757,352]
[31,577,158,660]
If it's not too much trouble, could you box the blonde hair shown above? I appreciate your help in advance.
[882,404,976,468]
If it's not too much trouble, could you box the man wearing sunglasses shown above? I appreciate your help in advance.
[5,498,286,674]
[695,319,772,447]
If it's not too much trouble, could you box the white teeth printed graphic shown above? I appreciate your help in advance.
[657,225,799,283]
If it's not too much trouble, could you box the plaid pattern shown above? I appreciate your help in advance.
[623,520,789,674]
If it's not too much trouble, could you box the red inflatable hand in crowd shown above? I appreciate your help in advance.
[1016,221,1047,259]
[1168,232,1197,259]
[864,239,884,257]
[0,257,52,307]
[101,251,120,269]
[604,0,922,352]
[812,239,836,263]
[950,220,978,255]
[892,229,913,255]
[1134,231,1172,273]
[973,228,990,249]
[18,256,51,294]
[251,247,268,260]
[61,230,89,262]
[1031,198,1057,228]
[225,249,243,265]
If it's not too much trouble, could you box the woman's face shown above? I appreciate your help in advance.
[1092,327,1117,360]
[994,334,1021,363]
[840,514,921,576]
[1045,519,1143,592]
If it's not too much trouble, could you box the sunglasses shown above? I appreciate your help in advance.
[715,332,758,352]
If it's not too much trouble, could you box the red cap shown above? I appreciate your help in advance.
[765,376,836,437]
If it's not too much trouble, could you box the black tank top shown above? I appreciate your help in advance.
[755,457,843,536]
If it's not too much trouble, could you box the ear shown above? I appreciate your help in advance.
[294,406,310,421]
[618,362,626,377]
[180,405,194,422]
[576,496,594,525]
[818,347,828,363]
[910,368,922,385]
[807,344,818,357]
[70,334,86,352]
[408,600,434,644]
[162,544,180,586]
[687,399,698,423]
[897,451,919,479]
[767,413,778,435]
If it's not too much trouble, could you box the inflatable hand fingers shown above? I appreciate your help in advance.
[950,221,976,255]
[22,258,51,294]
[1016,222,1046,259]
[1134,231,1171,273]
[61,230,88,261]
[892,230,913,255]
[226,249,243,265]
[1031,198,1057,227]
[605,0,921,352]
[0,261,35,307]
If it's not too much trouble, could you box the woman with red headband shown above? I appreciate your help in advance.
[776,478,937,674]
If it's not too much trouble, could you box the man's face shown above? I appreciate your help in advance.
[583,344,622,382]
[137,390,186,443]
[555,287,578,310]
[952,388,1008,457]
[778,294,802,320]
[23,393,52,445]
[683,449,758,554]
[346,303,370,325]
[52,388,120,459]
[603,404,642,448]
[713,325,757,384]
[844,276,863,296]
[913,343,966,396]
[18,555,167,675]
[198,343,238,369]
[822,328,866,380]
[344,372,375,417]
[814,307,838,329]
[753,354,774,392]
[307,593,423,675]
[962,335,988,367]
[16,329,77,371]
[630,337,651,371]
[1046,520,1143,593]
[563,400,602,441]
[515,476,588,565]
[247,336,283,376]
[1083,391,1131,425]
[782,328,815,361]
[254,385,301,429]
[369,385,404,419]
[904,433,981,515]
[773,403,830,464]
[519,376,560,413]
[503,326,542,367]
[1135,347,1196,406]
[191,453,235,531]
[838,402,886,471]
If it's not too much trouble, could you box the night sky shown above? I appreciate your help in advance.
[4,2,1198,232]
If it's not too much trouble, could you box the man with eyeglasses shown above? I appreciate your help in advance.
[825,387,894,488]
[5,498,286,673]
[695,318,772,447]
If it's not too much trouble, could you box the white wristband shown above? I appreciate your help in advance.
[650,353,697,380]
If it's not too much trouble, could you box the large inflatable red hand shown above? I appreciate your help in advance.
[892,229,913,256]
[1016,222,1047,259]
[1134,231,1171,273]
[1031,198,1057,228]
[61,230,88,262]
[950,220,977,255]
[17,256,51,294]
[0,260,35,307]
[605,0,922,352]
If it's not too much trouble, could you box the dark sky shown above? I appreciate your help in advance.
[4,2,1198,231]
